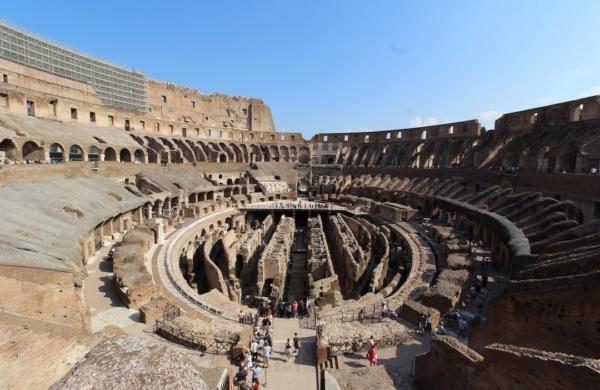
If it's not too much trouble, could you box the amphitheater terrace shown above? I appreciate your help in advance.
[1,14,600,390]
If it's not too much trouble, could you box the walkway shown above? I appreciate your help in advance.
[254,316,318,390]
[240,199,367,215]
[83,242,146,334]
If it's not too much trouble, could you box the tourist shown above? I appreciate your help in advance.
[234,366,247,389]
[367,335,375,351]
[425,314,432,335]
[367,345,378,366]
[264,332,272,348]
[262,341,271,368]
[251,364,262,383]
[286,302,292,318]
[239,310,245,324]
[285,338,292,362]
[252,378,260,390]
[293,332,300,355]
[251,339,259,362]
[298,299,305,317]
[435,320,446,335]
[292,301,298,317]
[358,308,364,323]
[268,312,274,328]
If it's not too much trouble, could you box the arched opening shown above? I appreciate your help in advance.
[572,104,584,121]
[88,146,101,162]
[49,143,64,163]
[298,146,310,164]
[120,148,132,162]
[269,145,280,162]
[69,145,84,161]
[530,112,538,124]
[104,147,117,161]
[0,139,17,161]
[219,154,227,163]
[421,130,427,140]
[22,141,44,161]
[250,144,261,162]
[134,149,145,163]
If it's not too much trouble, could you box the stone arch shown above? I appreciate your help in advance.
[219,142,234,162]
[68,144,84,161]
[219,153,227,163]
[197,141,212,161]
[173,139,195,163]
[229,143,242,162]
[186,140,206,162]
[88,146,101,161]
[269,145,280,162]
[120,148,132,162]
[289,145,298,162]
[0,138,17,161]
[134,149,145,163]
[239,144,249,162]
[260,145,270,161]
[298,146,310,164]
[22,140,44,161]
[249,144,262,162]
[279,145,289,162]
[104,147,117,161]
[159,137,175,150]
[49,143,65,163]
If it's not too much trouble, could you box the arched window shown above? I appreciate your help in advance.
[104,147,117,161]
[530,112,538,124]
[88,146,101,161]
[120,149,132,162]
[69,145,83,161]
[49,143,64,163]
[134,149,145,163]
[573,104,584,121]
[421,131,427,140]
[448,126,454,135]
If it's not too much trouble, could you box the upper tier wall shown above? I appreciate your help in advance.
[494,95,600,138]
[312,119,481,144]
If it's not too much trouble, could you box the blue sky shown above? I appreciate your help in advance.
[3,1,600,137]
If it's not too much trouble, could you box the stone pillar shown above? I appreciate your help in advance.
[155,219,165,244]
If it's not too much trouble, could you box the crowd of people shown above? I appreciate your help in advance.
[234,311,304,390]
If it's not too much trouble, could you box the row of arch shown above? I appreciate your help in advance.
[0,138,147,163]
[336,139,471,169]
[1,137,312,165]
[130,134,311,165]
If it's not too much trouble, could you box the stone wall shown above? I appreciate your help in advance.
[415,336,600,390]
[256,216,295,300]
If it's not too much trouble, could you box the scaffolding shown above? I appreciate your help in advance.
[0,21,148,112]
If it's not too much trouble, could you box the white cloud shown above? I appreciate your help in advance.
[409,116,439,127]
[537,95,560,105]
[340,128,375,133]
[478,110,502,130]
[580,85,600,97]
